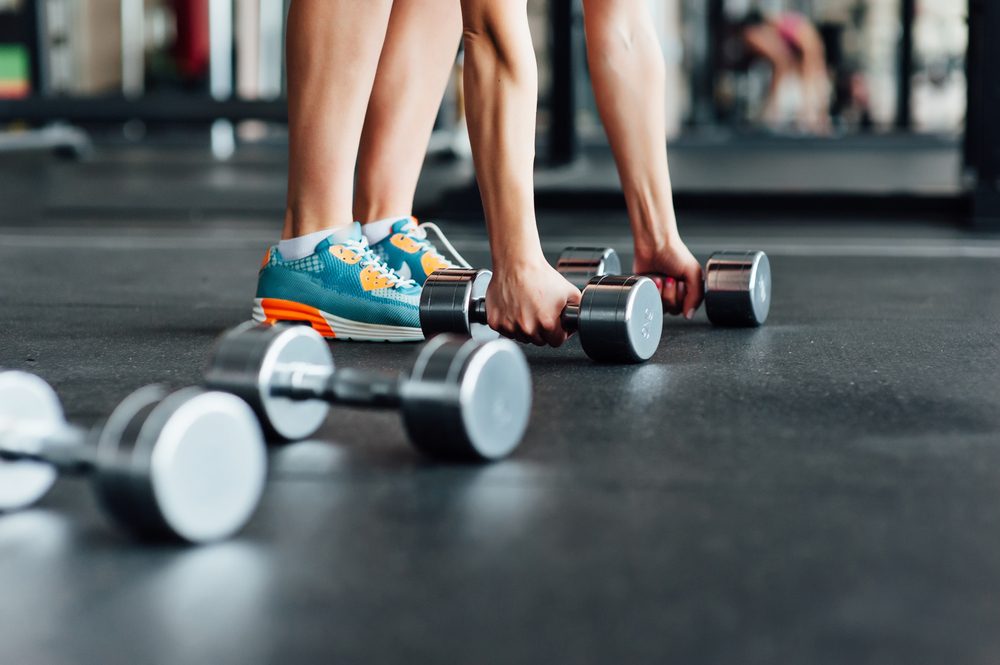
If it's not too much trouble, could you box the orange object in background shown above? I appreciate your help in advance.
[172,0,210,81]
[0,44,29,98]
[0,80,28,98]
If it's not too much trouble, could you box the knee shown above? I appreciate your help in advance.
[582,1,661,68]
[583,0,633,52]
[461,2,535,75]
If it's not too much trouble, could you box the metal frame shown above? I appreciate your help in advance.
[0,96,287,123]
[700,0,724,126]
[120,0,145,96]
[895,0,915,130]
[547,0,580,165]
[963,0,980,173]
[26,0,48,93]
[967,0,1000,227]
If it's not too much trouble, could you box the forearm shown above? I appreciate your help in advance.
[461,2,545,270]
[583,1,679,259]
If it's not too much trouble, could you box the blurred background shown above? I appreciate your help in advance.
[0,0,995,227]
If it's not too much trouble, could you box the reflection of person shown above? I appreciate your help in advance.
[257,0,702,347]
[737,10,831,133]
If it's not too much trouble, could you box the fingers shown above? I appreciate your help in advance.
[546,284,580,347]
[540,316,569,348]
[491,318,549,347]
[525,328,548,347]
[642,274,683,315]
[487,310,528,345]
[519,315,569,347]
[659,277,683,316]
[651,274,702,318]
[493,321,543,346]
[483,275,578,348]
[682,266,705,320]
[513,331,534,345]
[487,311,570,348]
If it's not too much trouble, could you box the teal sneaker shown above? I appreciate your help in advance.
[368,217,471,285]
[252,223,423,342]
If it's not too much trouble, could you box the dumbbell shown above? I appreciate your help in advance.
[0,371,266,543]
[420,269,663,363]
[556,247,771,326]
[203,323,532,461]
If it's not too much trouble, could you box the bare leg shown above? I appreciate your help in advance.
[283,0,393,239]
[742,24,797,129]
[354,0,464,223]
[582,0,703,317]
[793,22,832,133]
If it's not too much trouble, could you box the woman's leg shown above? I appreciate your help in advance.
[582,0,703,317]
[742,23,797,129]
[258,0,424,344]
[791,20,832,133]
[353,0,464,223]
[283,0,393,239]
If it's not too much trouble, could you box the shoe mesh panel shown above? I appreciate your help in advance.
[255,239,421,328]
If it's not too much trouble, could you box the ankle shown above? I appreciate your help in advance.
[361,215,409,245]
[353,197,412,225]
[282,206,352,240]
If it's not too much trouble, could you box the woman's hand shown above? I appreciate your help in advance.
[486,258,581,347]
[633,239,704,319]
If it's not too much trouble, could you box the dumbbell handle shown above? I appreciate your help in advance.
[470,298,581,333]
[270,363,403,409]
[0,419,96,472]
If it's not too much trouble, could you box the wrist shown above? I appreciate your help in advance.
[484,218,547,272]
[625,196,680,255]
[491,245,548,274]
[633,228,683,263]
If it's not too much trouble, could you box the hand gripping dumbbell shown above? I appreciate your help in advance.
[419,268,663,363]
[556,247,771,326]
[0,371,267,543]
[203,323,532,461]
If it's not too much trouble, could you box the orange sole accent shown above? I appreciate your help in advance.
[259,298,336,338]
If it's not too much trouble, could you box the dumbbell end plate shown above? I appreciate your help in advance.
[556,247,622,290]
[457,339,532,460]
[403,336,531,461]
[0,371,61,511]
[578,275,663,363]
[705,251,771,327]
[623,277,664,362]
[420,269,499,342]
[206,322,331,440]
[145,389,267,543]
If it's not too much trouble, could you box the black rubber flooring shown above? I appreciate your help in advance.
[1,146,999,664]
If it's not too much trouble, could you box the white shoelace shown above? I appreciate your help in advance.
[343,237,417,289]
[407,221,472,269]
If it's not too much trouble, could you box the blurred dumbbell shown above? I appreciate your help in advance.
[0,371,266,543]
[555,247,622,290]
[420,268,663,363]
[556,247,771,326]
[204,323,531,461]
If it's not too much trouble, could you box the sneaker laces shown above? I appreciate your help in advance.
[342,237,417,289]
[406,220,472,269]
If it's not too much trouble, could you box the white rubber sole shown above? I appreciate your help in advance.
[252,298,424,342]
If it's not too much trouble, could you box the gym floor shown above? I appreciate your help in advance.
[2,143,1000,664]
